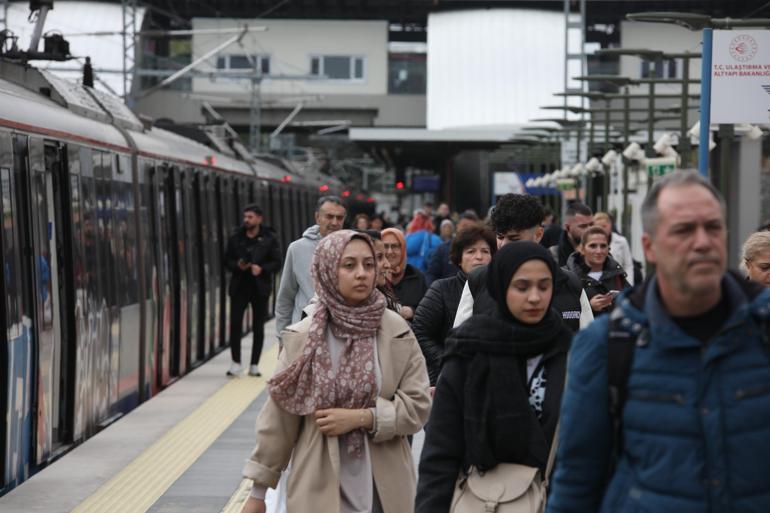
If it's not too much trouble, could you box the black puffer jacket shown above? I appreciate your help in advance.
[467,263,584,332]
[393,264,428,311]
[225,226,281,298]
[564,251,629,314]
[412,271,467,385]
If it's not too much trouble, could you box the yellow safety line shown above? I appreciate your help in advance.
[220,479,253,513]
[71,344,279,513]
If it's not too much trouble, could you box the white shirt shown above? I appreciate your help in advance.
[609,233,635,286]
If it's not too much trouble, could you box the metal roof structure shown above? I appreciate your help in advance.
[4,2,755,60]
[350,127,527,143]
[116,1,766,34]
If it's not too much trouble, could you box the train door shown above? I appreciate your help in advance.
[95,152,121,418]
[194,172,210,361]
[184,170,202,366]
[221,177,237,348]
[169,168,187,377]
[0,133,33,488]
[137,159,158,398]
[72,148,111,433]
[149,165,173,386]
[43,142,77,452]
[266,182,280,249]
[12,137,74,463]
[215,176,228,349]
[67,146,90,440]
[206,175,220,356]
[113,154,139,410]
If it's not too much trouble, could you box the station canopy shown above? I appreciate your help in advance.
[102,0,761,33]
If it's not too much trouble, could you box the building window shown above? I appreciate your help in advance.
[641,58,677,79]
[216,54,270,75]
[388,53,426,94]
[310,55,365,81]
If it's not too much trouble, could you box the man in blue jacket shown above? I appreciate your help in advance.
[547,170,770,513]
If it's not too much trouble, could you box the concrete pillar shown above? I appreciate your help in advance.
[728,137,762,268]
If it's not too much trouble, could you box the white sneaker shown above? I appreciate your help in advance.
[227,362,242,376]
[248,365,261,377]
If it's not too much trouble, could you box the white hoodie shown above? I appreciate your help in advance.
[609,232,635,286]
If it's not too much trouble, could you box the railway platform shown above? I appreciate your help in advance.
[0,320,424,513]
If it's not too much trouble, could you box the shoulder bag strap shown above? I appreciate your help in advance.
[543,419,560,489]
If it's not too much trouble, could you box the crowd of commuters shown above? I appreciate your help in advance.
[231,171,770,513]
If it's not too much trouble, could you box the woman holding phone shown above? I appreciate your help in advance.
[564,226,629,315]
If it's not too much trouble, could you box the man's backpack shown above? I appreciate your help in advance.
[606,305,770,460]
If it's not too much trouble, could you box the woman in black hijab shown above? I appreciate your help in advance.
[415,242,573,513]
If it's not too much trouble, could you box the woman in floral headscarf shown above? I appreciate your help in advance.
[241,230,431,513]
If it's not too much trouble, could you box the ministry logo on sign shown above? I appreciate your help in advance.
[730,34,759,62]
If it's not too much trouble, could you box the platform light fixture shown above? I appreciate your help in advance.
[623,142,646,162]
[653,133,679,158]
[601,149,619,166]
[585,158,603,173]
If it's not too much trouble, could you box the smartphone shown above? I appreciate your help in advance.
[607,290,621,298]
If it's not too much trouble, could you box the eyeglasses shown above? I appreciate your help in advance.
[383,243,402,251]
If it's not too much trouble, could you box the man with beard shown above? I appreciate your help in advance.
[225,204,281,376]
[549,202,594,267]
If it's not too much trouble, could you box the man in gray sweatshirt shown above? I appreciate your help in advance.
[274,195,346,336]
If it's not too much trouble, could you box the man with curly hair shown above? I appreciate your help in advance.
[453,193,593,332]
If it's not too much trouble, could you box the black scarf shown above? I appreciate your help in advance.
[444,241,567,470]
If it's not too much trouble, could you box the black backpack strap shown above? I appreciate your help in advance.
[752,312,770,359]
[607,310,638,466]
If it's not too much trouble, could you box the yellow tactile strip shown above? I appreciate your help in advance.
[71,344,279,513]
[220,479,254,513]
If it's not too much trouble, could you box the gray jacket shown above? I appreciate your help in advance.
[275,225,322,336]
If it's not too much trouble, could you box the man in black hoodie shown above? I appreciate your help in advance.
[453,194,593,332]
[224,204,281,377]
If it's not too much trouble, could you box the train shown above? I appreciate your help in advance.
[0,59,362,493]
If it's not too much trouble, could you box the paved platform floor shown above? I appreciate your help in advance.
[0,320,425,513]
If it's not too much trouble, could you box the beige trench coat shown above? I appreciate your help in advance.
[242,309,431,513]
